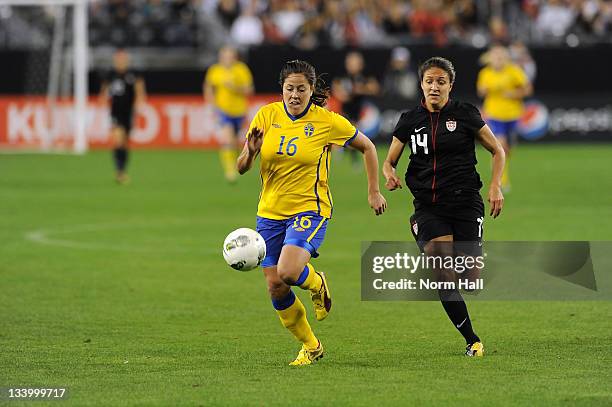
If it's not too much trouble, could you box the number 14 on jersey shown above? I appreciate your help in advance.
[410,133,428,154]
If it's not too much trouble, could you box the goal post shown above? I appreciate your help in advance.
[73,0,87,153]
[0,0,88,153]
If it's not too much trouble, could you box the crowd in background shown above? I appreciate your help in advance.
[92,0,612,47]
[0,0,611,50]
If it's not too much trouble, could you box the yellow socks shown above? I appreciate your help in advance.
[501,159,510,190]
[274,290,318,350]
[219,148,237,181]
[297,263,322,293]
[272,265,323,350]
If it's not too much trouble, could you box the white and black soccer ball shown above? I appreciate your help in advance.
[222,228,266,271]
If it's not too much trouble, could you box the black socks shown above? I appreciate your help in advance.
[113,148,129,172]
[438,289,480,344]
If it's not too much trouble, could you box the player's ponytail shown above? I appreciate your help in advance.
[311,75,330,107]
[279,60,330,107]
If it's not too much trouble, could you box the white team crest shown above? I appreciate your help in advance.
[446,120,457,132]
[412,221,418,235]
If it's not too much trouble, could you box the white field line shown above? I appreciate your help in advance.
[23,222,211,253]
[23,221,356,259]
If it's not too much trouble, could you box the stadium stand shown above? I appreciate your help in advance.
[0,0,610,51]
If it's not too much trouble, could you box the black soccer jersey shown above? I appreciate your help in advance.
[105,70,139,117]
[392,99,485,204]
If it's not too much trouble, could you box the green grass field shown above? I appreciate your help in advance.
[1,145,611,406]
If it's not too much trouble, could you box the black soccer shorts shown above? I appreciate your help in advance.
[111,112,133,134]
[409,198,484,256]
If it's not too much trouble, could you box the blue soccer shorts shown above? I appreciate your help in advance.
[217,111,244,135]
[256,211,329,268]
[487,119,518,145]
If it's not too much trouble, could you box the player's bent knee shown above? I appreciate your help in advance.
[433,267,456,283]
[112,127,127,146]
[460,265,481,291]
[424,241,453,258]
[263,266,290,299]
[465,265,481,281]
[276,266,299,286]
[267,280,289,300]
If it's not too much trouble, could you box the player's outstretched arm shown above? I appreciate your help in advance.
[383,137,405,191]
[476,125,505,218]
[203,79,214,103]
[98,82,109,105]
[347,132,387,216]
[135,77,147,107]
[237,127,263,175]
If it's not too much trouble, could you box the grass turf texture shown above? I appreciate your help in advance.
[1,145,611,406]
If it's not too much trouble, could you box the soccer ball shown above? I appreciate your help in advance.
[222,228,266,271]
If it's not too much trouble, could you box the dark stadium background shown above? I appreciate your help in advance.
[1,1,611,144]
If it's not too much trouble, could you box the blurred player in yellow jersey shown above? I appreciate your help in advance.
[477,45,532,191]
[237,60,387,366]
[204,46,254,182]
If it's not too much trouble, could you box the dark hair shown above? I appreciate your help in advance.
[279,60,329,107]
[418,57,456,84]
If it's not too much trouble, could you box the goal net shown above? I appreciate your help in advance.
[0,0,88,153]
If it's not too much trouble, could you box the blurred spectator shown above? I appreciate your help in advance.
[348,1,387,46]
[409,0,449,46]
[535,0,576,39]
[261,13,285,44]
[292,14,330,50]
[593,0,612,35]
[489,15,510,44]
[217,0,241,29]
[451,0,479,35]
[231,1,264,46]
[573,0,601,34]
[522,0,540,20]
[323,0,349,47]
[271,0,305,41]
[165,0,196,46]
[382,2,411,35]
[382,47,418,100]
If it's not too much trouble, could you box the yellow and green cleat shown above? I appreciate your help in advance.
[311,271,332,321]
[465,341,484,357]
[289,341,324,366]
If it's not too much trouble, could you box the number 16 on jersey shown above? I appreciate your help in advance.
[276,136,299,156]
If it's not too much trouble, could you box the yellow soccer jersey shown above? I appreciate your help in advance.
[477,64,528,121]
[248,101,357,220]
[205,62,253,117]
